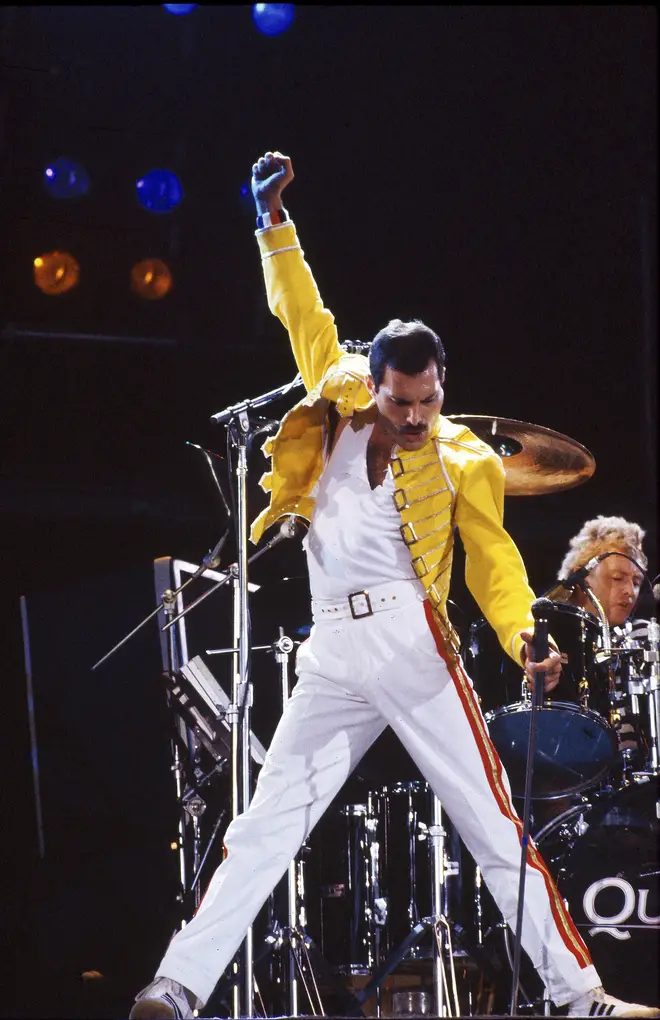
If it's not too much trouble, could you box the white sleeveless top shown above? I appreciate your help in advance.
[303,422,417,600]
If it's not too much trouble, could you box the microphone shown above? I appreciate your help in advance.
[251,418,280,438]
[341,339,372,355]
[254,515,305,557]
[559,553,609,589]
[530,598,552,705]
[279,514,302,539]
[202,528,231,570]
[531,598,552,656]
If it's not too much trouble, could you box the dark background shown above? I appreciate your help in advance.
[1,6,657,1017]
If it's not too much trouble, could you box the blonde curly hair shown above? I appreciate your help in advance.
[558,515,647,580]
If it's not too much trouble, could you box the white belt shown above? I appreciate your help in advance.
[311,578,425,621]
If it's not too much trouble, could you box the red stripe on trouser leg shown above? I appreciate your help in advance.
[422,601,592,970]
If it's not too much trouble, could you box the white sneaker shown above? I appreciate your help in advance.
[129,977,197,1019]
[568,985,660,1018]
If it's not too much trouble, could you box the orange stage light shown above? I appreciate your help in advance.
[131,258,173,300]
[33,251,80,295]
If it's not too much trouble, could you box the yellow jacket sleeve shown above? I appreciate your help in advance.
[454,452,536,664]
[256,222,344,393]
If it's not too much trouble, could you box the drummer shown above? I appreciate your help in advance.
[550,515,648,756]
[554,515,647,627]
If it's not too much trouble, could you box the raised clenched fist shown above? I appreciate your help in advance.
[251,151,294,211]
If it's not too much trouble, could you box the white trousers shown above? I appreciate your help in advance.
[157,582,599,1006]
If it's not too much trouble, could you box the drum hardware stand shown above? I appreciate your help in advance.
[349,795,462,1018]
[578,581,622,734]
[618,618,660,778]
[612,646,649,785]
[641,617,660,773]
[429,796,460,1016]
[271,629,318,1018]
[181,789,207,912]
[190,803,228,901]
[510,597,550,1017]
[206,628,326,1017]
[582,581,660,775]
[89,530,232,928]
[264,629,325,1017]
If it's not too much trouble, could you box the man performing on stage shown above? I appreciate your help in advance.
[130,152,659,1019]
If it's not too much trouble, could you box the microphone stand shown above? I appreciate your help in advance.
[210,375,303,1019]
[222,408,255,1019]
[510,597,550,1016]
[90,529,231,672]
[579,582,618,739]
[210,373,303,425]
[89,531,232,928]
[581,583,613,664]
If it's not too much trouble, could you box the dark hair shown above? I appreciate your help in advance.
[368,319,446,389]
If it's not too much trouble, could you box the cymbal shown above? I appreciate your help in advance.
[446,414,596,495]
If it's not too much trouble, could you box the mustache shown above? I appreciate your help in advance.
[398,425,428,435]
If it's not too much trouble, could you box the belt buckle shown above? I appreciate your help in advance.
[348,590,373,619]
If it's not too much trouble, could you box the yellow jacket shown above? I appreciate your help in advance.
[251,221,535,665]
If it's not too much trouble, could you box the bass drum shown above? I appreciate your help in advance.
[534,776,659,1007]
[487,777,660,1010]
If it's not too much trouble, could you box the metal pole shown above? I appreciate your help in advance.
[19,597,46,860]
[163,589,189,930]
[645,618,660,772]
[510,599,550,1015]
[226,413,255,1017]
[237,417,254,1017]
[275,631,298,1016]
[429,795,446,1017]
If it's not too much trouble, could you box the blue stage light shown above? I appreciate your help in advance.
[163,4,197,14]
[43,157,90,199]
[240,183,250,197]
[136,169,183,214]
[252,4,295,37]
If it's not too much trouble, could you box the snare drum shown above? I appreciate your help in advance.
[466,602,617,799]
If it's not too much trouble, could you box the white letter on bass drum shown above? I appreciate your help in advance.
[583,877,660,938]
